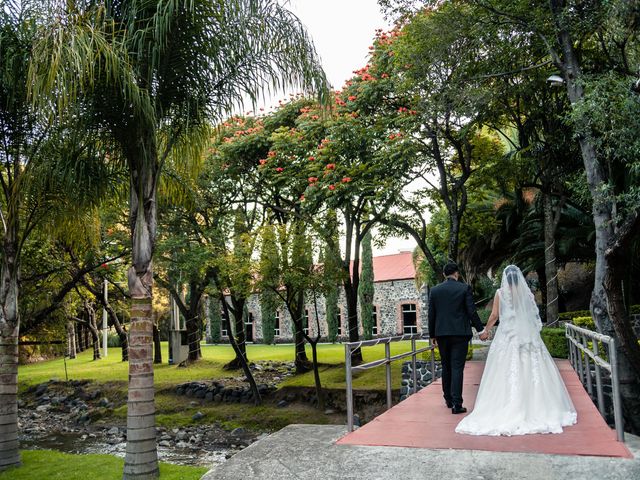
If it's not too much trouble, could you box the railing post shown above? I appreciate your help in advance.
[576,333,585,384]
[592,338,605,417]
[345,343,354,432]
[429,337,436,383]
[608,338,625,442]
[411,337,418,395]
[582,334,593,396]
[385,342,392,410]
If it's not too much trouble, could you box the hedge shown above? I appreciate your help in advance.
[540,328,569,358]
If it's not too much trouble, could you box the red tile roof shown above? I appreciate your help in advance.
[372,251,416,282]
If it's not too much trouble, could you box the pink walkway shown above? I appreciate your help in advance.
[337,360,632,458]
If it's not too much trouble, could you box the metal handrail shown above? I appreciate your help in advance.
[344,333,436,432]
[565,323,624,442]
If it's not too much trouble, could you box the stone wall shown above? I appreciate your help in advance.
[218,279,428,343]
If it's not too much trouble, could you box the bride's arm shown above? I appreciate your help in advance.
[484,292,500,332]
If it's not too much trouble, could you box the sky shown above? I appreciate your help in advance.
[258,0,418,256]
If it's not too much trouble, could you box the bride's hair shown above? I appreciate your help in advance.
[505,265,519,287]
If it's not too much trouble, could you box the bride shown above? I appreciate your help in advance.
[455,265,577,436]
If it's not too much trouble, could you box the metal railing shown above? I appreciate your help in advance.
[345,333,435,432]
[565,323,624,442]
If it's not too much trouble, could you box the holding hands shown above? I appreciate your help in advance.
[479,329,490,341]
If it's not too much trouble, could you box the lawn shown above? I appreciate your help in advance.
[19,340,440,391]
[0,450,207,480]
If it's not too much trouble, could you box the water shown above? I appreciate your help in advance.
[20,432,230,467]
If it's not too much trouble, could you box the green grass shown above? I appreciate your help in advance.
[19,341,439,391]
[0,450,207,480]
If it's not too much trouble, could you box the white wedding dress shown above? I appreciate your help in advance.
[455,266,577,436]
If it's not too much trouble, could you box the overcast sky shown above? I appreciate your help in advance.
[261,1,417,255]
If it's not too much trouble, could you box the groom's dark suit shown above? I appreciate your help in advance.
[428,278,484,408]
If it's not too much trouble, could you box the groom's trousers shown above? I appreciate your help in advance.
[437,335,470,407]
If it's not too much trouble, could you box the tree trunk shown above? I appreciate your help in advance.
[291,290,311,373]
[342,213,362,364]
[223,297,247,370]
[0,323,19,471]
[85,304,101,361]
[153,324,162,364]
[67,321,76,359]
[220,296,261,405]
[550,2,640,433]
[543,193,560,326]
[310,341,325,410]
[123,129,159,479]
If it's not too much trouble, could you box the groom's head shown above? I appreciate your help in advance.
[443,261,460,280]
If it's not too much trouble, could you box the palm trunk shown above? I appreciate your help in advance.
[123,129,159,479]
[0,225,20,469]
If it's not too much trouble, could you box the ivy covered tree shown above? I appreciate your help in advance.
[359,230,375,340]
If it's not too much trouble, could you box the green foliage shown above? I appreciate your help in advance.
[107,334,121,348]
[573,316,596,330]
[540,328,569,358]
[208,295,222,344]
[0,450,206,480]
[558,310,592,322]
[359,230,375,340]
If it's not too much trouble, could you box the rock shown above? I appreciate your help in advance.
[285,393,296,402]
[176,441,189,448]
[192,411,205,421]
[159,440,171,447]
[35,384,48,397]
[231,427,246,436]
[353,414,361,427]
[176,430,188,441]
[324,409,336,415]
[35,405,50,412]
[189,401,199,407]
[205,392,214,402]
[214,394,222,402]
[107,437,123,445]
[107,426,120,435]
[98,397,110,407]
[276,400,288,408]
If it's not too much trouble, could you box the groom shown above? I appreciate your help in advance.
[428,262,486,414]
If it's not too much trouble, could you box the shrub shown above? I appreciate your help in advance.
[631,304,640,315]
[477,309,491,325]
[540,328,569,358]
[107,333,122,348]
[572,316,596,330]
[558,310,591,322]
[420,344,473,362]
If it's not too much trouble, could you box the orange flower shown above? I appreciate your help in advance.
[342,177,351,183]
[326,163,335,170]
[275,167,284,172]
[309,156,316,161]
[308,177,318,183]
[348,95,357,101]
[268,150,277,157]
[259,159,267,165]
[328,184,335,191]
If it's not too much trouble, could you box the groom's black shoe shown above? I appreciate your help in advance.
[451,405,467,414]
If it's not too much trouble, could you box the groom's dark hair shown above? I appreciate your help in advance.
[443,261,459,276]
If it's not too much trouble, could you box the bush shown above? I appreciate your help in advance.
[540,328,569,358]
[477,309,491,325]
[631,304,640,315]
[420,344,473,362]
[572,316,596,330]
[107,333,122,348]
[558,310,591,322]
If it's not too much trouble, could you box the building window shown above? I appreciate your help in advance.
[221,310,228,337]
[337,308,342,335]
[274,310,280,337]
[372,305,378,336]
[402,303,417,334]
[245,312,254,342]
[303,309,309,335]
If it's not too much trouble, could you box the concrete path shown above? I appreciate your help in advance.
[202,424,640,480]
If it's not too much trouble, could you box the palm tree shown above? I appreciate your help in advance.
[0,1,118,470]
[30,1,327,477]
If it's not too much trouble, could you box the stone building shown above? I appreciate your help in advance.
[218,251,428,343]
